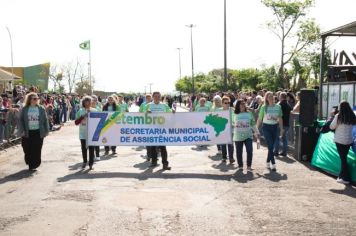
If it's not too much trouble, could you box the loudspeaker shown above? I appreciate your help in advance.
[295,125,320,162]
[299,89,317,127]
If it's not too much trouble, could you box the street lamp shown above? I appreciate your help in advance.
[223,0,228,92]
[5,26,14,88]
[148,83,153,94]
[176,48,182,80]
[186,24,196,95]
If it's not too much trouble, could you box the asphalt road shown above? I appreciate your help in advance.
[0,105,355,235]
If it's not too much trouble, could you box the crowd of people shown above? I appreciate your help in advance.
[0,85,354,185]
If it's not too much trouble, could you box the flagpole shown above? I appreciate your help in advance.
[89,42,92,95]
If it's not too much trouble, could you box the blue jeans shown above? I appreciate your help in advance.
[60,107,67,123]
[274,126,289,155]
[262,124,278,165]
[235,138,253,167]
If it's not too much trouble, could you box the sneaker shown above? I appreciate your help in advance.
[336,178,350,185]
[95,156,101,161]
[222,159,227,163]
[89,165,93,170]
[279,152,287,157]
[271,164,277,171]
[82,163,87,169]
[266,162,271,169]
[104,151,109,155]
[112,150,116,155]
[229,159,235,164]
[273,153,279,157]
[238,166,243,170]
[247,166,253,171]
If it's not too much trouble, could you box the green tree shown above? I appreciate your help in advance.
[262,0,320,88]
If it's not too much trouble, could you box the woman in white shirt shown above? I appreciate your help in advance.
[330,101,356,185]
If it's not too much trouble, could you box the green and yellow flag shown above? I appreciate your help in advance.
[79,40,90,50]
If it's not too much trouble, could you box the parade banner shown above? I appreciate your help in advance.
[87,111,232,146]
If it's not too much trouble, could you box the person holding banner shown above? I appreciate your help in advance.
[102,96,118,155]
[117,95,129,113]
[146,91,174,170]
[330,101,356,185]
[233,99,260,171]
[139,94,152,161]
[75,96,96,170]
[256,91,283,171]
[195,98,210,112]
[139,94,152,113]
[211,95,223,155]
[221,96,235,164]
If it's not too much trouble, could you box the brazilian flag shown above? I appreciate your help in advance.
[79,40,90,50]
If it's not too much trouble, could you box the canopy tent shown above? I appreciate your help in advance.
[319,21,356,118]
[0,67,21,81]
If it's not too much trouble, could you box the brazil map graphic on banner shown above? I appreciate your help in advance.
[87,111,232,146]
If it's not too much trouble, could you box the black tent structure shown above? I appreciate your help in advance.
[319,21,356,118]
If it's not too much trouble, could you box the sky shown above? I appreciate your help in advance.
[0,0,355,93]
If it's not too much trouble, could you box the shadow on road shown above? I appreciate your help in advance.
[211,162,236,173]
[133,161,151,170]
[256,171,288,182]
[232,170,260,183]
[330,185,356,199]
[57,170,235,183]
[276,155,296,164]
[208,154,222,161]
[191,146,209,151]
[0,169,35,184]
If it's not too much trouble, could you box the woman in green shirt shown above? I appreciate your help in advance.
[211,95,223,155]
[19,92,49,171]
[221,96,235,164]
[256,91,283,171]
[233,99,260,170]
[75,96,96,170]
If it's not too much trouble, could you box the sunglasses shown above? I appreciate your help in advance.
[32,97,39,100]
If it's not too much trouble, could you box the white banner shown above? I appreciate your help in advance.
[87,111,232,146]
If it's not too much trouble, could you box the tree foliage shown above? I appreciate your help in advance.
[262,0,320,88]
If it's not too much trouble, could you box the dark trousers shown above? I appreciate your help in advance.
[80,139,94,166]
[221,144,234,160]
[148,146,168,166]
[235,138,253,167]
[262,123,278,165]
[94,146,100,157]
[335,143,352,181]
[104,146,116,152]
[22,130,43,169]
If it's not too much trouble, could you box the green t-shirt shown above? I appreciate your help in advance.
[76,107,97,139]
[195,105,210,112]
[233,111,256,141]
[28,106,40,130]
[146,102,171,113]
[210,106,223,112]
[206,101,213,109]
[118,103,129,113]
[139,102,148,113]
[258,104,282,125]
